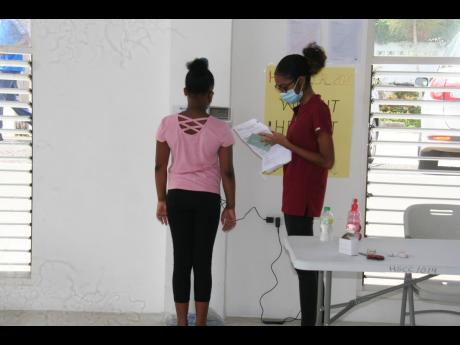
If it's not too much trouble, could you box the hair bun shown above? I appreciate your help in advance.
[302,42,327,76]
[186,58,209,73]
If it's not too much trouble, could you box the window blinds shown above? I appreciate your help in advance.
[0,52,32,273]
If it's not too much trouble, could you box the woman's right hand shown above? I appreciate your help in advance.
[156,201,168,225]
[221,207,236,232]
[259,131,290,148]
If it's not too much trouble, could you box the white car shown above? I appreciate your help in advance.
[416,39,460,171]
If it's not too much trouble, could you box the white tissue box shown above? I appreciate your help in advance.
[339,237,359,256]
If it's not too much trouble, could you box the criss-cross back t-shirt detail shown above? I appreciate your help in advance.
[156,114,235,195]
[178,114,208,135]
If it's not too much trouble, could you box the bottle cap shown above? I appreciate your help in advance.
[324,206,331,212]
[351,199,358,211]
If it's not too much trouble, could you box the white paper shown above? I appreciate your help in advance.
[233,119,292,174]
[261,144,292,174]
[287,19,321,55]
[327,20,362,64]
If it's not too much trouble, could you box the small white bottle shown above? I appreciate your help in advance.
[320,206,333,242]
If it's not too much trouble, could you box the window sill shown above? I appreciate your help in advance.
[0,271,32,284]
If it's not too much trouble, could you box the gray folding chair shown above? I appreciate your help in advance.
[402,204,460,325]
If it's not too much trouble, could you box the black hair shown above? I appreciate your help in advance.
[275,42,327,85]
[185,57,214,94]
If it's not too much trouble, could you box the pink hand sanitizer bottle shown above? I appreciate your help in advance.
[346,198,362,240]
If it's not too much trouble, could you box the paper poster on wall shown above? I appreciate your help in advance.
[287,19,321,55]
[263,64,354,177]
[327,20,362,65]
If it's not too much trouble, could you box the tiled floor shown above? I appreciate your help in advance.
[0,310,397,326]
[224,317,396,326]
[0,310,164,326]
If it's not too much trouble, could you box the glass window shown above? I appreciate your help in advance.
[365,19,460,288]
[0,19,32,275]
[374,19,460,57]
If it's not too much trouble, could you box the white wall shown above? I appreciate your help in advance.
[0,18,233,319]
[0,19,172,314]
[164,19,232,319]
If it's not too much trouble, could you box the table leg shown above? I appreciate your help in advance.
[316,271,324,326]
[400,273,409,326]
[324,271,332,325]
[407,273,416,326]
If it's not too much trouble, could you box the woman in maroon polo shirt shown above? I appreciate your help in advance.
[260,42,335,326]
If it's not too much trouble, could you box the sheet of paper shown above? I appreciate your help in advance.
[327,20,362,65]
[233,119,271,158]
[262,145,292,174]
[233,119,292,174]
[287,19,321,55]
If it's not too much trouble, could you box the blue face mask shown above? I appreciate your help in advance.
[280,89,303,104]
[279,78,303,104]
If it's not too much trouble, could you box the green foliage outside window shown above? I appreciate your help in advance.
[375,19,460,45]
[379,90,422,128]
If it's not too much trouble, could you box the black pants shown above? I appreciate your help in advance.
[166,189,221,303]
[284,213,323,326]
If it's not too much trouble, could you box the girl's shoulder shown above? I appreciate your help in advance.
[207,117,234,138]
[315,95,331,112]
[305,95,331,116]
[164,113,179,120]
[160,114,179,126]
[207,115,230,129]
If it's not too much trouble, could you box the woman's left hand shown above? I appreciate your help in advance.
[156,201,168,226]
[221,207,236,232]
[259,132,290,148]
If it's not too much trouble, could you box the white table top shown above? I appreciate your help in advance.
[284,236,460,275]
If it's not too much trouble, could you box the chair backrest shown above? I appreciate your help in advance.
[404,204,460,239]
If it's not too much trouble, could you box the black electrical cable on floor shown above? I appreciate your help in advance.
[259,225,283,324]
[282,310,301,323]
[259,224,301,325]
[221,199,301,324]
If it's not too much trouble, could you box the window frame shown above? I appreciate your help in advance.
[362,19,460,289]
[0,30,33,278]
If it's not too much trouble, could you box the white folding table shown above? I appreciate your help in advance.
[284,236,460,326]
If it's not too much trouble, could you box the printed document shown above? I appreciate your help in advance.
[233,119,292,174]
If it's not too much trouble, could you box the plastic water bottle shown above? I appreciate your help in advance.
[346,198,362,240]
[320,206,334,242]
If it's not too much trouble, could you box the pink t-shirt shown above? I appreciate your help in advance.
[156,114,235,195]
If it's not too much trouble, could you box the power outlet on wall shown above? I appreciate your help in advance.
[266,216,281,228]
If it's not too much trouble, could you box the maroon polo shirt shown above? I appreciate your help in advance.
[282,94,333,217]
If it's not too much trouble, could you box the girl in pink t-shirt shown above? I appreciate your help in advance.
[155,58,236,326]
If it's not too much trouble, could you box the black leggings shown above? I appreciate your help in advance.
[166,189,221,303]
[284,213,323,326]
